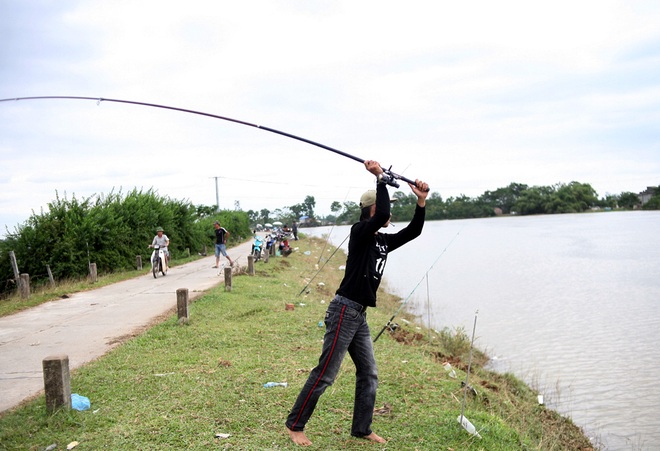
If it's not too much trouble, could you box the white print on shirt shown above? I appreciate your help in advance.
[375,257,386,278]
[374,240,388,279]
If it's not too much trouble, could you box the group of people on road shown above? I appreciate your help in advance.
[280,221,299,241]
[147,221,235,270]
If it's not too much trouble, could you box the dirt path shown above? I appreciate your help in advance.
[0,240,255,413]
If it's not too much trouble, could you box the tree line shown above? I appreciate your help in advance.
[246,195,317,228]
[254,181,659,226]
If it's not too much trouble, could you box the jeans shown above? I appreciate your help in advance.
[286,295,378,437]
[214,243,228,257]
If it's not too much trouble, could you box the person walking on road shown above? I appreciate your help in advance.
[285,159,429,446]
[214,221,234,267]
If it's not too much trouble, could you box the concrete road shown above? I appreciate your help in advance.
[0,240,256,413]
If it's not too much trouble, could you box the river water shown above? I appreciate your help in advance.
[306,211,660,450]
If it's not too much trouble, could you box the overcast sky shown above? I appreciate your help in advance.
[2,0,659,234]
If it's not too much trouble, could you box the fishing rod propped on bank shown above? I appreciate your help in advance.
[373,228,462,342]
[0,95,429,191]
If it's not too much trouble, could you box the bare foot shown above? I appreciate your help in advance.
[363,432,386,444]
[287,428,312,446]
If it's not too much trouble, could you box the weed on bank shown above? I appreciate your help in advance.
[0,237,594,450]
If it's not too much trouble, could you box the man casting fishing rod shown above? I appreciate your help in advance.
[286,159,429,446]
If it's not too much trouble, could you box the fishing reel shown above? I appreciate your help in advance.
[381,165,430,192]
[380,166,400,188]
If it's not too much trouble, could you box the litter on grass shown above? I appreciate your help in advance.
[71,394,90,411]
[263,382,288,388]
[458,414,482,439]
[442,362,457,378]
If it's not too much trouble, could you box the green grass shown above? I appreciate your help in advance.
[0,237,594,450]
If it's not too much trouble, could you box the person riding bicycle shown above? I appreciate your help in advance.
[149,227,170,266]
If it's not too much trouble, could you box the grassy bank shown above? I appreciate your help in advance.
[0,236,594,450]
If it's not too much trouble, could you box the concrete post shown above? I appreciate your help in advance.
[43,355,71,412]
[136,255,142,270]
[46,265,55,288]
[9,251,21,291]
[247,255,255,276]
[224,266,232,292]
[176,288,189,323]
[19,274,30,299]
[89,263,97,283]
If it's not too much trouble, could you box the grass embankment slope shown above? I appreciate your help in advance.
[0,236,593,450]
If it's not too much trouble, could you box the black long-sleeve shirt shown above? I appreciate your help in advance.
[336,182,425,307]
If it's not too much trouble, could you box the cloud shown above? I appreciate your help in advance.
[1,0,659,233]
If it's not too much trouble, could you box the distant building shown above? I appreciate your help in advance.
[638,187,657,205]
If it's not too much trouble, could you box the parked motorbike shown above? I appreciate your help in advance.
[265,233,276,255]
[251,235,264,261]
[150,244,168,278]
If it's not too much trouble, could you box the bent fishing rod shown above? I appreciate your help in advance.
[0,95,428,190]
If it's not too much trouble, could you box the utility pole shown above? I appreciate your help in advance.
[211,176,220,212]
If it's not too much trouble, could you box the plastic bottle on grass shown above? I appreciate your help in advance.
[264,382,288,388]
[442,362,457,378]
[457,414,482,438]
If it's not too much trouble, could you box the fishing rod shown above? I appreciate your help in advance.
[298,232,350,297]
[458,310,482,439]
[373,228,462,342]
[0,95,428,191]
